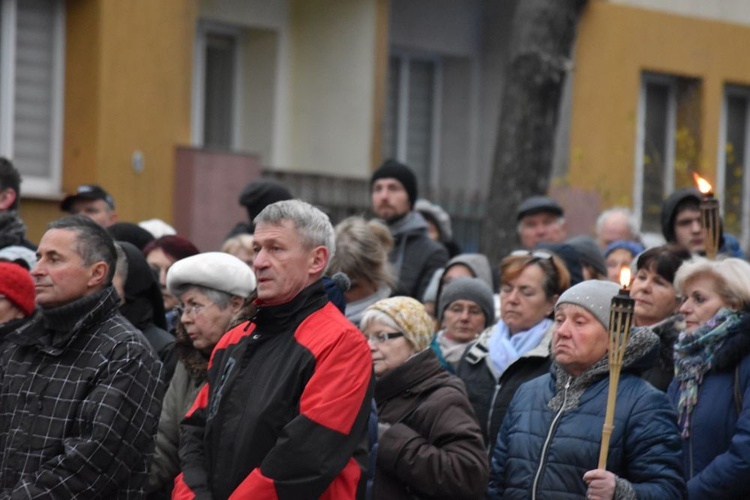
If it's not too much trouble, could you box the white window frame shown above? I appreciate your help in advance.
[389,51,442,193]
[191,21,243,150]
[633,73,677,225]
[0,0,65,196]
[717,85,750,251]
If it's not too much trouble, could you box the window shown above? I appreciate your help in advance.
[0,0,64,195]
[192,22,241,151]
[383,54,441,195]
[719,86,750,252]
[634,73,701,233]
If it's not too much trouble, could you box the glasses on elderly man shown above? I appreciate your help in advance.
[364,331,404,344]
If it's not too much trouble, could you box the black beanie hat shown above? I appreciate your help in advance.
[238,180,293,220]
[370,159,418,209]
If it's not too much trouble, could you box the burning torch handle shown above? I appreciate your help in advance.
[598,367,622,469]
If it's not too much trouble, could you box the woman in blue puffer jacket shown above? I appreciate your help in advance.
[668,257,750,498]
[488,280,685,500]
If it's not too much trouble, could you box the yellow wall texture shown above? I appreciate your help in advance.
[568,1,750,207]
[22,0,198,242]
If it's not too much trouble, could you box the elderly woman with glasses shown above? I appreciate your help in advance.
[361,296,488,499]
[457,249,570,449]
[147,252,256,498]
[666,257,750,498]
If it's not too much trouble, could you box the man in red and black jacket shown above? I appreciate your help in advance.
[174,199,374,500]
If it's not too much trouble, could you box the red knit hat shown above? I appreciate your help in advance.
[0,262,35,316]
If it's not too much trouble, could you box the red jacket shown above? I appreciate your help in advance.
[173,281,374,499]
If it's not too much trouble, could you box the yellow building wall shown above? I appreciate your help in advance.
[568,1,750,208]
[25,0,197,243]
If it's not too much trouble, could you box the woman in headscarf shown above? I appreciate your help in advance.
[362,296,488,499]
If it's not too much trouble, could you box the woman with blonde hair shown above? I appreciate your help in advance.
[327,216,395,325]
[668,257,750,498]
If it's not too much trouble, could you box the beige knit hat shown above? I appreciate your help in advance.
[365,296,434,351]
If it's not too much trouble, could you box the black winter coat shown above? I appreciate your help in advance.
[456,323,552,449]
[0,287,165,498]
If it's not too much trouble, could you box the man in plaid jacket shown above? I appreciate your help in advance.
[0,215,165,498]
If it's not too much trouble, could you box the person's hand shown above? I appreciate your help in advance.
[583,469,616,500]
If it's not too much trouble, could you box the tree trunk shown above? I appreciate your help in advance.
[481,0,588,263]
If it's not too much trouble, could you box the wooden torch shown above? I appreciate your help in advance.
[693,173,721,260]
[598,267,635,469]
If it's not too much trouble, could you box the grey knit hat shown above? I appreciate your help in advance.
[438,277,495,327]
[555,279,620,329]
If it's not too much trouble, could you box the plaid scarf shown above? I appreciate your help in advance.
[673,308,741,438]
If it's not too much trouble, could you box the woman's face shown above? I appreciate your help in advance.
[631,267,680,326]
[552,303,608,377]
[146,248,179,310]
[606,248,635,283]
[363,320,416,377]
[500,264,556,335]
[441,299,486,343]
[679,276,729,334]
[0,296,24,323]
[179,288,239,354]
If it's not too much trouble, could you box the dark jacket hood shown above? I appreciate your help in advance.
[661,187,701,243]
[118,241,166,330]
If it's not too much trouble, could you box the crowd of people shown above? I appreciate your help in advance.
[1,154,749,499]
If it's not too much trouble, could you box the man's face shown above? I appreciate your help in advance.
[371,178,410,221]
[252,220,327,306]
[33,229,105,308]
[597,213,632,249]
[69,199,117,227]
[518,212,566,249]
[673,207,704,253]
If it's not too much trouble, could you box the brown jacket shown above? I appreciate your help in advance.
[374,349,489,499]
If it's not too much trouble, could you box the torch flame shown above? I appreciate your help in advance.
[692,172,713,194]
[619,267,631,289]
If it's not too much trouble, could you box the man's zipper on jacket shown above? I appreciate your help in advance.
[486,382,502,451]
[531,378,571,500]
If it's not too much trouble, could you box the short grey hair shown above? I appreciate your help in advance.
[114,242,128,284]
[172,284,233,309]
[47,215,117,284]
[596,207,640,239]
[254,199,335,258]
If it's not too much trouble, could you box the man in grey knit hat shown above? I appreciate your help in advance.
[435,277,495,369]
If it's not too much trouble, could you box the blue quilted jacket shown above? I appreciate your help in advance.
[488,330,685,499]
[667,312,750,498]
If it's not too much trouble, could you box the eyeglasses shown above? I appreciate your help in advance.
[364,331,405,344]
[180,302,216,317]
[510,249,554,260]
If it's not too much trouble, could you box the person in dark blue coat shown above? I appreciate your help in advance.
[488,280,685,500]
[668,257,750,498]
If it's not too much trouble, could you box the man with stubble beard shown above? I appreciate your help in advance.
[370,160,448,300]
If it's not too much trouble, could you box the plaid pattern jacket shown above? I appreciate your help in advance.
[0,286,165,499]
